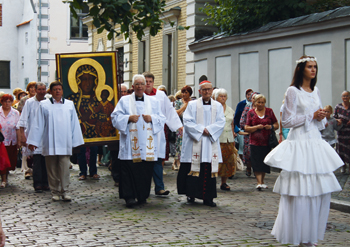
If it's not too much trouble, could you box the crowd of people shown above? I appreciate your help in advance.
[0,56,347,246]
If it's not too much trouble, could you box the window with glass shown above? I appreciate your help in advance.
[0,61,10,88]
[70,4,88,40]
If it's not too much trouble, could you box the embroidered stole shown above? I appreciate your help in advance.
[189,98,219,177]
[129,93,155,163]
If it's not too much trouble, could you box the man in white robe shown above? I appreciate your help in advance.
[177,81,225,207]
[17,82,48,193]
[28,81,84,202]
[111,74,166,208]
[143,72,182,196]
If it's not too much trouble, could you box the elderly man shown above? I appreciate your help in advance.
[17,82,48,192]
[27,81,84,202]
[111,74,166,208]
[177,80,225,207]
[143,72,182,196]
[120,84,128,97]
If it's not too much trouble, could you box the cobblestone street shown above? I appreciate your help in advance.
[1,159,349,246]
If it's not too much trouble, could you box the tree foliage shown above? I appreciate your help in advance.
[201,0,350,35]
[66,0,166,41]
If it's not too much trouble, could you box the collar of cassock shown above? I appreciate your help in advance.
[202,99,211,105]
[49,97,65,104]
[135,95,144,101]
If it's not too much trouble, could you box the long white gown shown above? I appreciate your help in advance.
[264,86,343,245]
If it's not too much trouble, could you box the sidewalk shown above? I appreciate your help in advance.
[331,170,350,213]
[0,158,349,246]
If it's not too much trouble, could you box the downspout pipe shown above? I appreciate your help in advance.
[38,0,42,82]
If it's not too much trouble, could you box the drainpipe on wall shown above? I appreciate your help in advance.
[38,0,42,82]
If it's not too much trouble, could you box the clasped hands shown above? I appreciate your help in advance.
[129,114,152,123]
[313,109,326,121]
[255,124,272,130]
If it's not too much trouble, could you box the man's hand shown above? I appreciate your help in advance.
[178,126,183,135]
[142,114,152,123]
[129,115,140,123]
[28,144,37,151]
[203,128,210,136]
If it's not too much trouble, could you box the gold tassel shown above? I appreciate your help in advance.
[187,171,200,177]
[132,158,142,163]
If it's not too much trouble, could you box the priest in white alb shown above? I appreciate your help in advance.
[111,74,166,208]
[27,81,84,202]
[177,80,225,207]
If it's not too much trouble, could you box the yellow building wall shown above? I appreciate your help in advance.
[91,0,187,92]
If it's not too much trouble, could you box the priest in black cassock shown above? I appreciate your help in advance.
[177,80,225,207]
[111,74,166,208]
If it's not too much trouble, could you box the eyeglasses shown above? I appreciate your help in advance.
[134,83,145,87]
[201,88,212,92]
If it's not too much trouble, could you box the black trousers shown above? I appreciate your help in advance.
[177,162,217,201]
[119,160,154,202]
[32,154,48,188]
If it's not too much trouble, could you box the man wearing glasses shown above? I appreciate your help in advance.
[111,74,166,208]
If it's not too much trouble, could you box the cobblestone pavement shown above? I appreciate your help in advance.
[1,159,349,247]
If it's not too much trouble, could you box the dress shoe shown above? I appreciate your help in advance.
[52,195,60,201]
[35,186,43,193]
[125,198,137,208]
[256,184,262,191]
[203,200,216,207]
[156,190,170,195]
[62,195,72,202]
[25,172,32,179]
[79,175,86,180]
[187,196,195,203]
[137,199,147,205]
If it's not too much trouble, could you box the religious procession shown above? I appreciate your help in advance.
[0,55,348,246]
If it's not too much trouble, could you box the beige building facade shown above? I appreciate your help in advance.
[83,0,216,95]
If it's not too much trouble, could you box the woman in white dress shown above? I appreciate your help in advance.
[264,55,343,246]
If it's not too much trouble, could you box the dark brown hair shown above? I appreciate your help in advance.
[49,81,63,91]
[291,55,318,91]
[143,72,154,81]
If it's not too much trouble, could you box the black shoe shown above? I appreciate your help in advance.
[187,196,195,203]
[138,199,147,205]
[42,186,50,191]
[203,200,216,207]
[220,183,230,191]
[125,198,137,208]
[34,186,43,193]
[228,175,234,179]
[155,190,170,196]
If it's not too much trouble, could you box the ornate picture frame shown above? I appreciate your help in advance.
[56,51,120,145]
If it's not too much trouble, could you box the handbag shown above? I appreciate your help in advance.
[0,131,4,142]
[269,125,279,149]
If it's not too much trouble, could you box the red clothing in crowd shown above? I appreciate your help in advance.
[246,107,277,146]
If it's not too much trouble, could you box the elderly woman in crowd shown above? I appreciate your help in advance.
[334,90,350,173]
[173,85,193,170]
[12,88,23,106]
[240,92,259,176]
[0,94,20,188]
[215,88,237,190]
[244,94,278,190]
[17,81,36,113]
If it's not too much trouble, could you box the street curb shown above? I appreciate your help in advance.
[331,199,350,214]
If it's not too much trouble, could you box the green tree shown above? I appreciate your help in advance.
[65,0,166,41]
[201,0,350,35]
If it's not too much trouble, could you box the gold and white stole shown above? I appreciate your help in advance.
[189,98,219,177]
[128,93,155,163]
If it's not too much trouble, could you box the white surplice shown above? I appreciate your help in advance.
[153,90,182,158]
[111,93,166,160]
[17,96,46,155]
[180,99,225,163]
[27,98,84,156]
